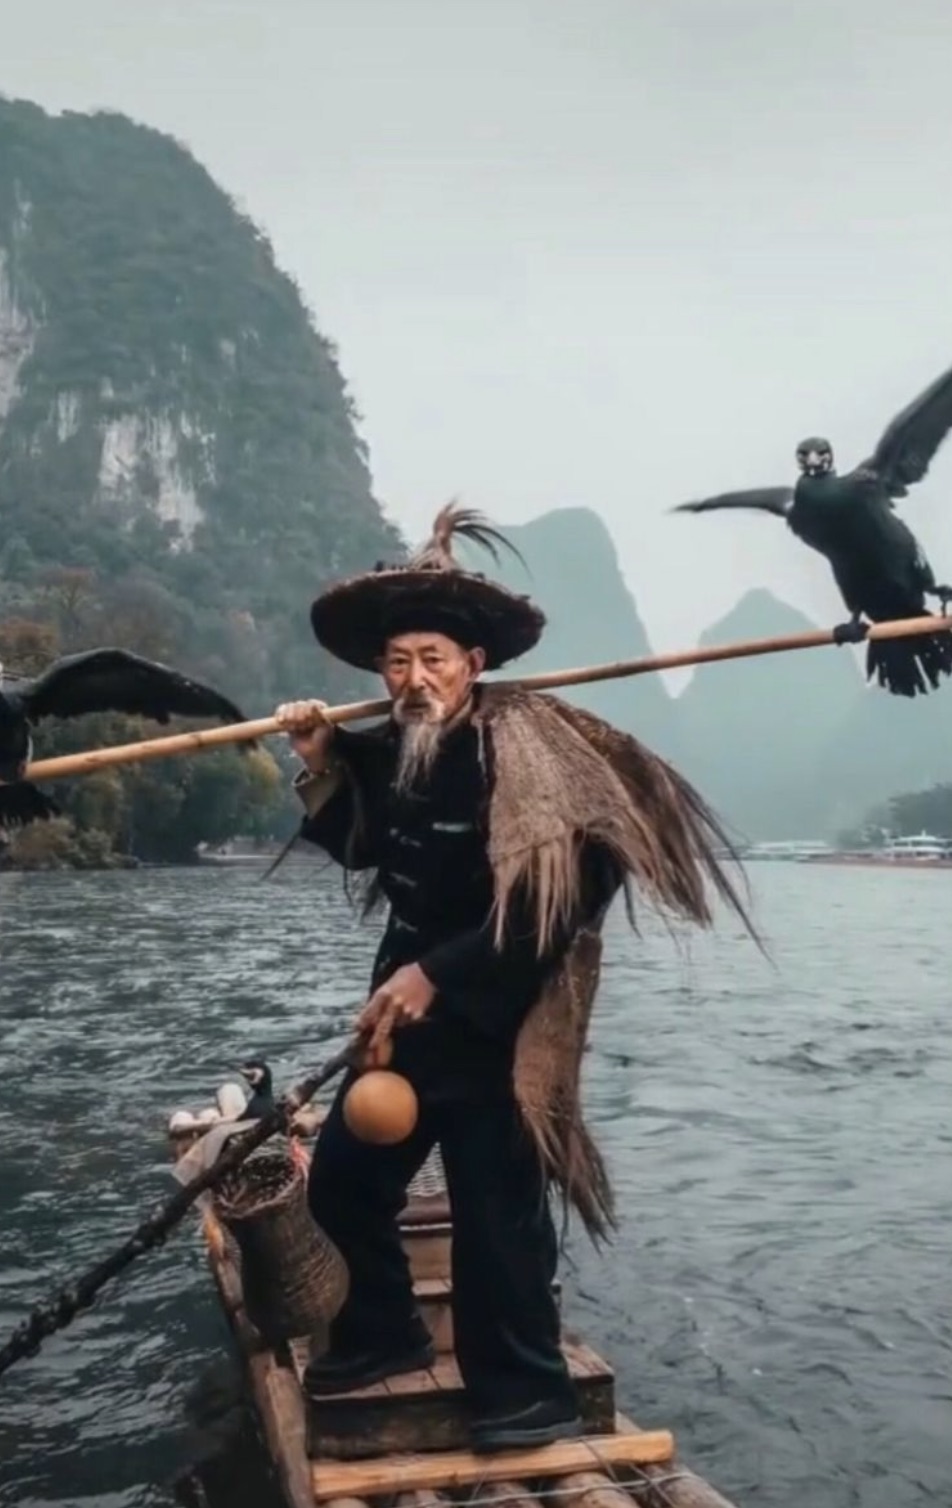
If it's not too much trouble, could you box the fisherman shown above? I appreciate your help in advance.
[275,504,753,1454]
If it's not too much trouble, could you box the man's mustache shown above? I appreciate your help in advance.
[397,689,443,715]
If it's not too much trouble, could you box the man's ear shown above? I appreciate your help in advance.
[468,646,487,676]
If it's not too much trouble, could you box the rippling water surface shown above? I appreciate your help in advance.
[0,860,949,1508]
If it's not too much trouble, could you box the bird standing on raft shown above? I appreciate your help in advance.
[671,359,952,696]
[237,1060,275,1120]
[0,647,251,831]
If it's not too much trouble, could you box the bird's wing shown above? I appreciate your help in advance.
[0,782,60,829]
[860,360,952,499]
[21,648,250,726]
[671,486,794,517]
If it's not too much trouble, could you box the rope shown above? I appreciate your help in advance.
[407,1466,702,1508]
[0,1040,357,1380]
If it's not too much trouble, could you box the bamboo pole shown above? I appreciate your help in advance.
[21,610,952,785]
[0,1040,357,1380]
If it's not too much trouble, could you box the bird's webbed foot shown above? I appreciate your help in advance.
[932,585,952,616]
[832,615,869,646]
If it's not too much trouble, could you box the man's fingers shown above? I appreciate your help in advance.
[365,1036,391,1070]
[370,999,399,1053]
[357,988,390,1031]
[273,698,331,731]
[370,1011,392,1051]
[354,983,417,1062]
[355,1027,394,1071]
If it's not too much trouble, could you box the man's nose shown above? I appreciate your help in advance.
[407,663,427,688]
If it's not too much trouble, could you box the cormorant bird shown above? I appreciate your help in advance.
[672,360,952,697]
[0,647,249,831]
[238,1060,275,1119]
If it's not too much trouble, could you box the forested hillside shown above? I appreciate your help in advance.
[0,97,405,864]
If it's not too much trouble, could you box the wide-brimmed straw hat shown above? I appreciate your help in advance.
[310,503,546,671]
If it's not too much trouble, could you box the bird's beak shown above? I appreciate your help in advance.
[238,1066,254,1082]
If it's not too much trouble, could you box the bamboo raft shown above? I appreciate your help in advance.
[168,1115,740,1508]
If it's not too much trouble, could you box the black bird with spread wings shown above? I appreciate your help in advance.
[672,361,952,697]
[0,647,249,833]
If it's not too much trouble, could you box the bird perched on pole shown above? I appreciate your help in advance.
[0,646,250,832]
[671,359,952,697]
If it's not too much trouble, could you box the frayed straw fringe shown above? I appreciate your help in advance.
[477,686,756,954]
[475,686,759,1242]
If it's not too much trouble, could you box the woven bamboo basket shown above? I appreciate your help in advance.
[212,1146,349,1347]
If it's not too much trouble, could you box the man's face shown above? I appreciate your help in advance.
[378,631,486,724]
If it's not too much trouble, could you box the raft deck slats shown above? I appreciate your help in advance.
[613,1416,739,1508]
[309,1430,675,1501]
[554,1471,649,1508]
[402,1222,453,1283]
[624,1470,740,1508]
[176,1117,740,1507]
[203,1222,313,1508]
[414,1276,453,1351]
[299,1338,615,1460]
[470,1481,542,1508]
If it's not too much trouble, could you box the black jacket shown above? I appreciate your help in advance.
[299,707,618,1099]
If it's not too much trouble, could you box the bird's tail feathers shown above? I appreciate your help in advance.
[866,623,952,697]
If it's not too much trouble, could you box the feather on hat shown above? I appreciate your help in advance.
[310,503,546,670]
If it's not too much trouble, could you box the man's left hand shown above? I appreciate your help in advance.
[356,964,437,1058]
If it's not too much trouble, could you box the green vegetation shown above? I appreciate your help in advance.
[837,783,952,849]
[0,97,406,867]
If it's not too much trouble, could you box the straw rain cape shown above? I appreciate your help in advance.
[333,684,754,1245]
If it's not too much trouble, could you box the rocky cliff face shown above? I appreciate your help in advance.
[0,243,35,422]
[0,97,403,707]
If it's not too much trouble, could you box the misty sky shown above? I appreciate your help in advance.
[7,0,952,678]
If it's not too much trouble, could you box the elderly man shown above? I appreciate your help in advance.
[276,505,752,1453]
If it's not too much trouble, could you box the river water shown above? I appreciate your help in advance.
[0,860,949,1508]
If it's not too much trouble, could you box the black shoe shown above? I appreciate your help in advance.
[470,1399,584,1454]
[303,1340,436,1397]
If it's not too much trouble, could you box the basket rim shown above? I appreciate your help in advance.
[213,1149,304,1221]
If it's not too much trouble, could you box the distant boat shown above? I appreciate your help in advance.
[196,839,281,866]
[803,831,952,868]
[744,839,835,861]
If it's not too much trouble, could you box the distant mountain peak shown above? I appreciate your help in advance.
[457,503,677,752]
[699,588,825,645]
[513,502,617,543]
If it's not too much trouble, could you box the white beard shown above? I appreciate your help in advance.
[393,716,446,795]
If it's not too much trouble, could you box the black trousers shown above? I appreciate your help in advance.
[307,1068,578,1419]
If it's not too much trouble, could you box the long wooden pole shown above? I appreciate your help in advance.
[22,610,952,785]
[0,1040,358,1380]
